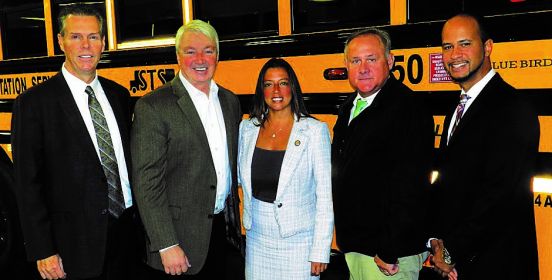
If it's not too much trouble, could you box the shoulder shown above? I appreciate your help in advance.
[297,117,329,133]
[218,84,239,102]
[98,76,128,94]
[239,118,258,131]
[136,80,176,106]
[16,73,64,103]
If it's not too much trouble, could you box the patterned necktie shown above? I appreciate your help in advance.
[352,98,368,119]
[85,86,125,217]
[450,93,471,138]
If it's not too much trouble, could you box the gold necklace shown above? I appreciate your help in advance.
[270,127,284,138]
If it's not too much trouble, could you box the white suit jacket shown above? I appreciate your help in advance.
[238,116,334,263]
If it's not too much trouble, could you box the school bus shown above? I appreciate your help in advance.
[1,0,551,278]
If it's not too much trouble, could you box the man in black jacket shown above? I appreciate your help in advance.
[332,28,434,279]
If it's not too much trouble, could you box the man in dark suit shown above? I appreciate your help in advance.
[332,28,434,279]
[11,4,141,280]
[131,19,243,279]
[429,13,540,280]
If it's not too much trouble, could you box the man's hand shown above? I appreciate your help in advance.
[374,255,399,276]
[160,245,191,275]
[430,239,456,278]
[37,254,66,279]
[310,262,328,276]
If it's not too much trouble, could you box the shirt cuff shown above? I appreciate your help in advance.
[160,244,179,253]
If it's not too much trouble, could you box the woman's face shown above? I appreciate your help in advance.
[263,67,293,113]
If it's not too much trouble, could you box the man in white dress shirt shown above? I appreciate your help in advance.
[131,20,243,279]
[11,4,141,280]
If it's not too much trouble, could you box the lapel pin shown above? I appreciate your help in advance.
[294,140,301,146]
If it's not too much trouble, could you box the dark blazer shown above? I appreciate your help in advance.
[332,76,434,264]
[11,72,132,278]
[131,77,243,274]
[432,74,539,279]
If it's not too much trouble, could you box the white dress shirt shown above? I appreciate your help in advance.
[61,64,132,208]
[447,69,496,142]
[348,89,381,124]
[179,72,231,214]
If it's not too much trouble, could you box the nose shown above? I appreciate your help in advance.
[273,83,280,93]
[450,45,462,59]
[82,38,90,49]
[359,61,369,73]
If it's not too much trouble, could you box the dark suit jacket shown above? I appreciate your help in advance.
[11,72,132,278]
[131,76,243,274]
[432,74,539,279]
[332,76,434,264]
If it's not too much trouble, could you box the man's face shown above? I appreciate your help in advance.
[441,16,493,90]
[58,15,105,84]
[176,32,218,93]
[345,35,394,97]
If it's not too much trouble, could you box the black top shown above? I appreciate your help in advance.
[251,147,286,203]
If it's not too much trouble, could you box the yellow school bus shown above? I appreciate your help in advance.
[1,0,551,278]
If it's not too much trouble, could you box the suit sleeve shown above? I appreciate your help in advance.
[309,123,334,263]
[131,98,179,251]
[11,95,56,261]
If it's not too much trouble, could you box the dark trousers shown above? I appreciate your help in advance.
[143,212,230,279]
[70,207,146,280]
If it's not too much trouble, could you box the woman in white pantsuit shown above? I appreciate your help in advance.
[238,58,334,279]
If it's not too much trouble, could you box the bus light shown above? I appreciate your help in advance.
[324,68,348,80]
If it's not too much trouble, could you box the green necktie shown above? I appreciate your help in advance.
[352,98,368,119]
[86,86,125,217]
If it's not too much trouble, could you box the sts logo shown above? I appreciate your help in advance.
[129,68,175,93]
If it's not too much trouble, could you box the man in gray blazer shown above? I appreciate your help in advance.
[131,20,243,279]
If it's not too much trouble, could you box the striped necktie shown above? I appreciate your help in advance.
[85,86,125,217]
[450,93,471,138]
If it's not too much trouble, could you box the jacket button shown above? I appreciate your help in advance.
[277,203,282,208]
[208,214,213,219]
[210,185,216,190]
[100,209,108,215]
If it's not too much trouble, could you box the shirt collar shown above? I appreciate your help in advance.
[178,71,219,100]
[61,63,100,93]
[461,69,496,99]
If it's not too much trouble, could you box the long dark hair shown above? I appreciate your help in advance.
[249,58,312,127]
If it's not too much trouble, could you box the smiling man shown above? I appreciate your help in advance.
[331,28,434,280]
[131,20,244,279]
[428,13,540,280]
[11,4,142,280]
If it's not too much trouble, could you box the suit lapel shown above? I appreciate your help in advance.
[241,121,260,199]
[171,78,212,154]
[447,75,499,146]
[276,119,309,200]
[219,90,237,171]
[55,73,101,163]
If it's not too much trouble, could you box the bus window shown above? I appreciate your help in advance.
[292,0,389,33]
[409,0,552,22]
[0,0,47,59]
[50,0,107,55]
[193,0,278,39]
[115,0,182,43]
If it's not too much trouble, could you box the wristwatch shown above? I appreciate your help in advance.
[442,247,453,265]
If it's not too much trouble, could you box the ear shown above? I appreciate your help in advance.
[57,33,65,53]
[101,36,106,52]
[387,53,395,70]
[484,38,493,58]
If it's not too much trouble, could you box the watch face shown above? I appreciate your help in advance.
[443,247,453,265]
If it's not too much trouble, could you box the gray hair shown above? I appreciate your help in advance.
[175,20,219,60]
[344,28,392,59]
